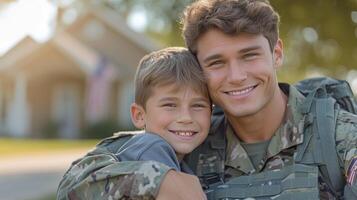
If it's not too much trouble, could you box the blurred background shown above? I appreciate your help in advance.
[0,0,356,199]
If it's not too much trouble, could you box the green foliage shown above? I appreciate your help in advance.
[42,121,61,139]
[271,0,357,76]
[82,120,118,139]
[107,0,357,78]
[108,0,192,46]
[66,0,357,80]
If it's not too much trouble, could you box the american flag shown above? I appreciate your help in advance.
[86,55,116,122]
[347,157,357,185]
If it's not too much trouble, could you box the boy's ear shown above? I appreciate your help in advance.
[130,103,146,129]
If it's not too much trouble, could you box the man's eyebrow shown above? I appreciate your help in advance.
[202,54,222,64]
[239,45,261,53]
[202,45,262,64]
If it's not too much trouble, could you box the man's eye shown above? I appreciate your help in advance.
[207,60,224,67]
[243,53,258,60]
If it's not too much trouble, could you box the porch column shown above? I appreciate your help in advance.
[117,81,134,128]
[6,74,30,137]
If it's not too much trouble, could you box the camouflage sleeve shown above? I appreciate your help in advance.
[57,152,172,200]
[335,110,357,197]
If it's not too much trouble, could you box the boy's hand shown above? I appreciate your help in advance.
[157,170,207,200]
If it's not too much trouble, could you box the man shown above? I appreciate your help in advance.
[57,0,357,199]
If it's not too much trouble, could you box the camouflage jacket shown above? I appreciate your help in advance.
[57,131,173,200]
[57,84,357,199]
[209,84,357,199]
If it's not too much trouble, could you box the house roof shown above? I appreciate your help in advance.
[88,4,159,52]
[0,4,159,77]
[0,36,40,70]
[0,33,100,76]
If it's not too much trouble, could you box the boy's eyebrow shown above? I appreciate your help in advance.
[158,97,178,102]
[202,45,262,64]
[191,96,210,102]
[158,96,209,102]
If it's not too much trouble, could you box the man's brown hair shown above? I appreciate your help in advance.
[134,47,209,108]
[182,0,280,53]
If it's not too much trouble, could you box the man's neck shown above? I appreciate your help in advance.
[227,86,288,143]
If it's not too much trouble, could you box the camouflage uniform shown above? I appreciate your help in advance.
[205,84,357,199]
[57,132,172,200]
[57,84,357,199]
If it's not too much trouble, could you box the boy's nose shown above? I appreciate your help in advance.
[177,108,193,123]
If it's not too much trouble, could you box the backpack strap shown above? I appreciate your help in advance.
[296,87,345,197]
[315,97,345,194]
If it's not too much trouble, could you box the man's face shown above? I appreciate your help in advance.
[140,84,211,160]
[196,29,283,119]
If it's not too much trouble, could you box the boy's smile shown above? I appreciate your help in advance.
[132,83,211,160]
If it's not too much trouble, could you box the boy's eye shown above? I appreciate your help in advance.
[162,103,176,107]
[192,103,209,109]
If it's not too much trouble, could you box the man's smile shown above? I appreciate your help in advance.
[224,84,258,96]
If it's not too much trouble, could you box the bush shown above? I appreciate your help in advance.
[82,120,125,139]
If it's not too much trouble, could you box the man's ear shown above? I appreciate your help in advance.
[130,103,146,129]
[273,39,283,69]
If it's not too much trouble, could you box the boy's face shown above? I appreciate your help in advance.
[131,84,211,160]
[196,29,283,120]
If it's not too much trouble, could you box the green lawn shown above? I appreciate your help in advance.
[0,138,99,157]
[32,193,56,200]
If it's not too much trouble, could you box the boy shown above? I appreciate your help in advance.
[115,46,211,172]
[57,47,210,200]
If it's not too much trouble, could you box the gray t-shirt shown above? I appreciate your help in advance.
[115,132,192,173]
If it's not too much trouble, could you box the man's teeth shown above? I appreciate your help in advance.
[228,86,254,95]
[174,131,194,136]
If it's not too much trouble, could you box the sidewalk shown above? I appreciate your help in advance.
[0,150,88,200]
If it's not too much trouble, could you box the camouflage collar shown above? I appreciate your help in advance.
[225,84,307,174]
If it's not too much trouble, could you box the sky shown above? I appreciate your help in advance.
[0,0,56,56]
[0,0,148,56]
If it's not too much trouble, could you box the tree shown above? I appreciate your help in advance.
[60,0,357,81]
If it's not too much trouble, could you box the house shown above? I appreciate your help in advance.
[0,5,159,138]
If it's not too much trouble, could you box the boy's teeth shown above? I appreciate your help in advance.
[228,86,254,95]
[175,131,194,136]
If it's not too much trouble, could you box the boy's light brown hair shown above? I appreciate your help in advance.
[182,0,280,54]
[134,47,209,108]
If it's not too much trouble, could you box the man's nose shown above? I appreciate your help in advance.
[227,61,247,83]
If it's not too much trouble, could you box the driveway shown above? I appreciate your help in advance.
[0,150,87,200]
